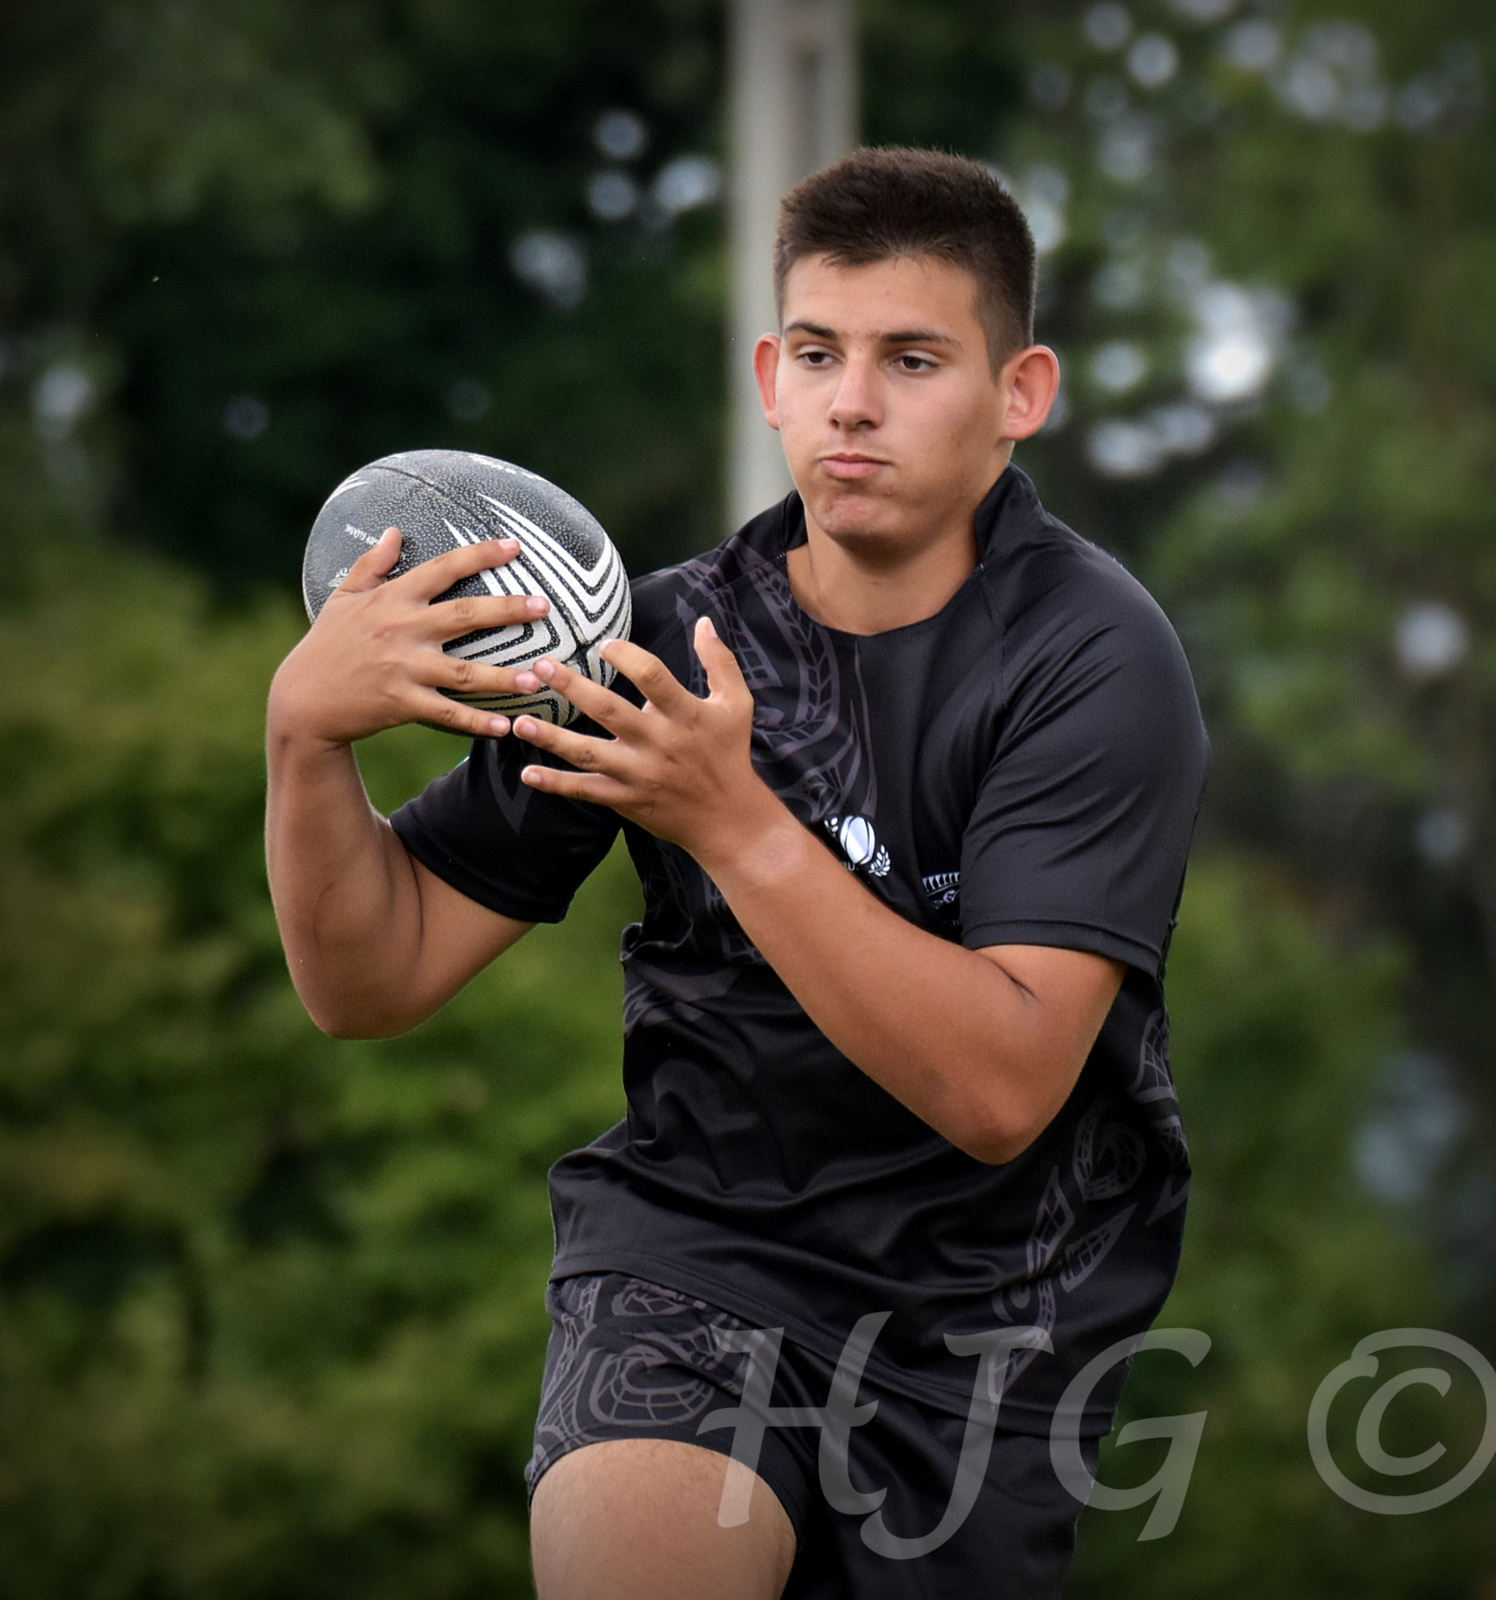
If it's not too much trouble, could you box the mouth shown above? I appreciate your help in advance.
[819,453,890,481]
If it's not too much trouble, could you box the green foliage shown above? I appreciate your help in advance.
[994,0,1496,1129]
[0,516,634,1597]
[1071,861,1492,1596]
[1,0,728,588]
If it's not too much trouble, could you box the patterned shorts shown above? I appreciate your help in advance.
[526,1272,1097,1600]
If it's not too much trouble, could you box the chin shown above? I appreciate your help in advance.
[802,482,900,540]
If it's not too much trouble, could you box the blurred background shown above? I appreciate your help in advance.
[2,0,1495,1594]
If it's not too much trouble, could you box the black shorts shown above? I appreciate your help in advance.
[526,1272,1097,1600]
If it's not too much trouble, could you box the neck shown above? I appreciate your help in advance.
[785,508,981,636]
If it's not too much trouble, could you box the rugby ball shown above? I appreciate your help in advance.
[302,450,631,726]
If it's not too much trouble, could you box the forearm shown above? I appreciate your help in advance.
[697,792,1080,1163]
[265,722,427,1034]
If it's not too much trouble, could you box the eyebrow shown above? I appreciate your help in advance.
[784,319,959,347]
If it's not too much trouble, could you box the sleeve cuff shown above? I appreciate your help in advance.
[390,807,574,925]
[959,917,1161,978]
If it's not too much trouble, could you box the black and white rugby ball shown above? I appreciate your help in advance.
[302,449,631,726]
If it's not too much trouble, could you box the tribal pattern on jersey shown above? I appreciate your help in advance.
[623,530,885,969]
[672,536,878,820]
[991,1004,1190,1392]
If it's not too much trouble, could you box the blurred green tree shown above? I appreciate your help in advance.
[2,0,728,588]
[1070,863,1491,1596]
[0,496,638,1596]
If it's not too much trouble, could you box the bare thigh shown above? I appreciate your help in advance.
[530,1437,797,1600]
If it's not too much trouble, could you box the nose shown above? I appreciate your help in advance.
[827,352,882,431]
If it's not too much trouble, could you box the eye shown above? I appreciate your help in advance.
[895,352,937,373]
[798,346,836,367]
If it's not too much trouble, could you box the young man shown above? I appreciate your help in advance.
[267,148,1208,1598]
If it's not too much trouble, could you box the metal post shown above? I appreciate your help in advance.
[727,0,858,532]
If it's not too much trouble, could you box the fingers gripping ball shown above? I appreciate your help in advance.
[302,450,631,726]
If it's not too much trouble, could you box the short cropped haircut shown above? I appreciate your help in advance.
[773,147,1037,370]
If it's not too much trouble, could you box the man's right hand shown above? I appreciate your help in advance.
[268,527,551,747]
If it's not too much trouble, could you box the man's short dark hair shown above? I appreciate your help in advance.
[774,147,1037,370]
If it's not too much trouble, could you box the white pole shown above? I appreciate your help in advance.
[727,0,858,532]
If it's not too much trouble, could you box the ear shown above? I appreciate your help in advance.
[752,333,783,432]
[997,345,1061,442]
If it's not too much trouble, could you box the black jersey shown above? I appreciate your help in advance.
[392,467,1209,1435]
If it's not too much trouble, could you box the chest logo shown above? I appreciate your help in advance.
[824,814,891,878]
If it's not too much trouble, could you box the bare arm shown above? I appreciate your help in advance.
[513,623,1124,1164]
[697,812,1122,1163]
[265,732,532,1037]
[265,528,548,1037]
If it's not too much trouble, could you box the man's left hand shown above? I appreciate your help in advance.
[513,617,781,865]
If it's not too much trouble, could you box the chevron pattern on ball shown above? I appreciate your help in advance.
[302,450,631,727]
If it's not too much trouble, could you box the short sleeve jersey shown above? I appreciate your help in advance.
[392,467,1210,1435]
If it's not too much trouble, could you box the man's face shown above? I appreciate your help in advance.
[755,253,1021,563]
